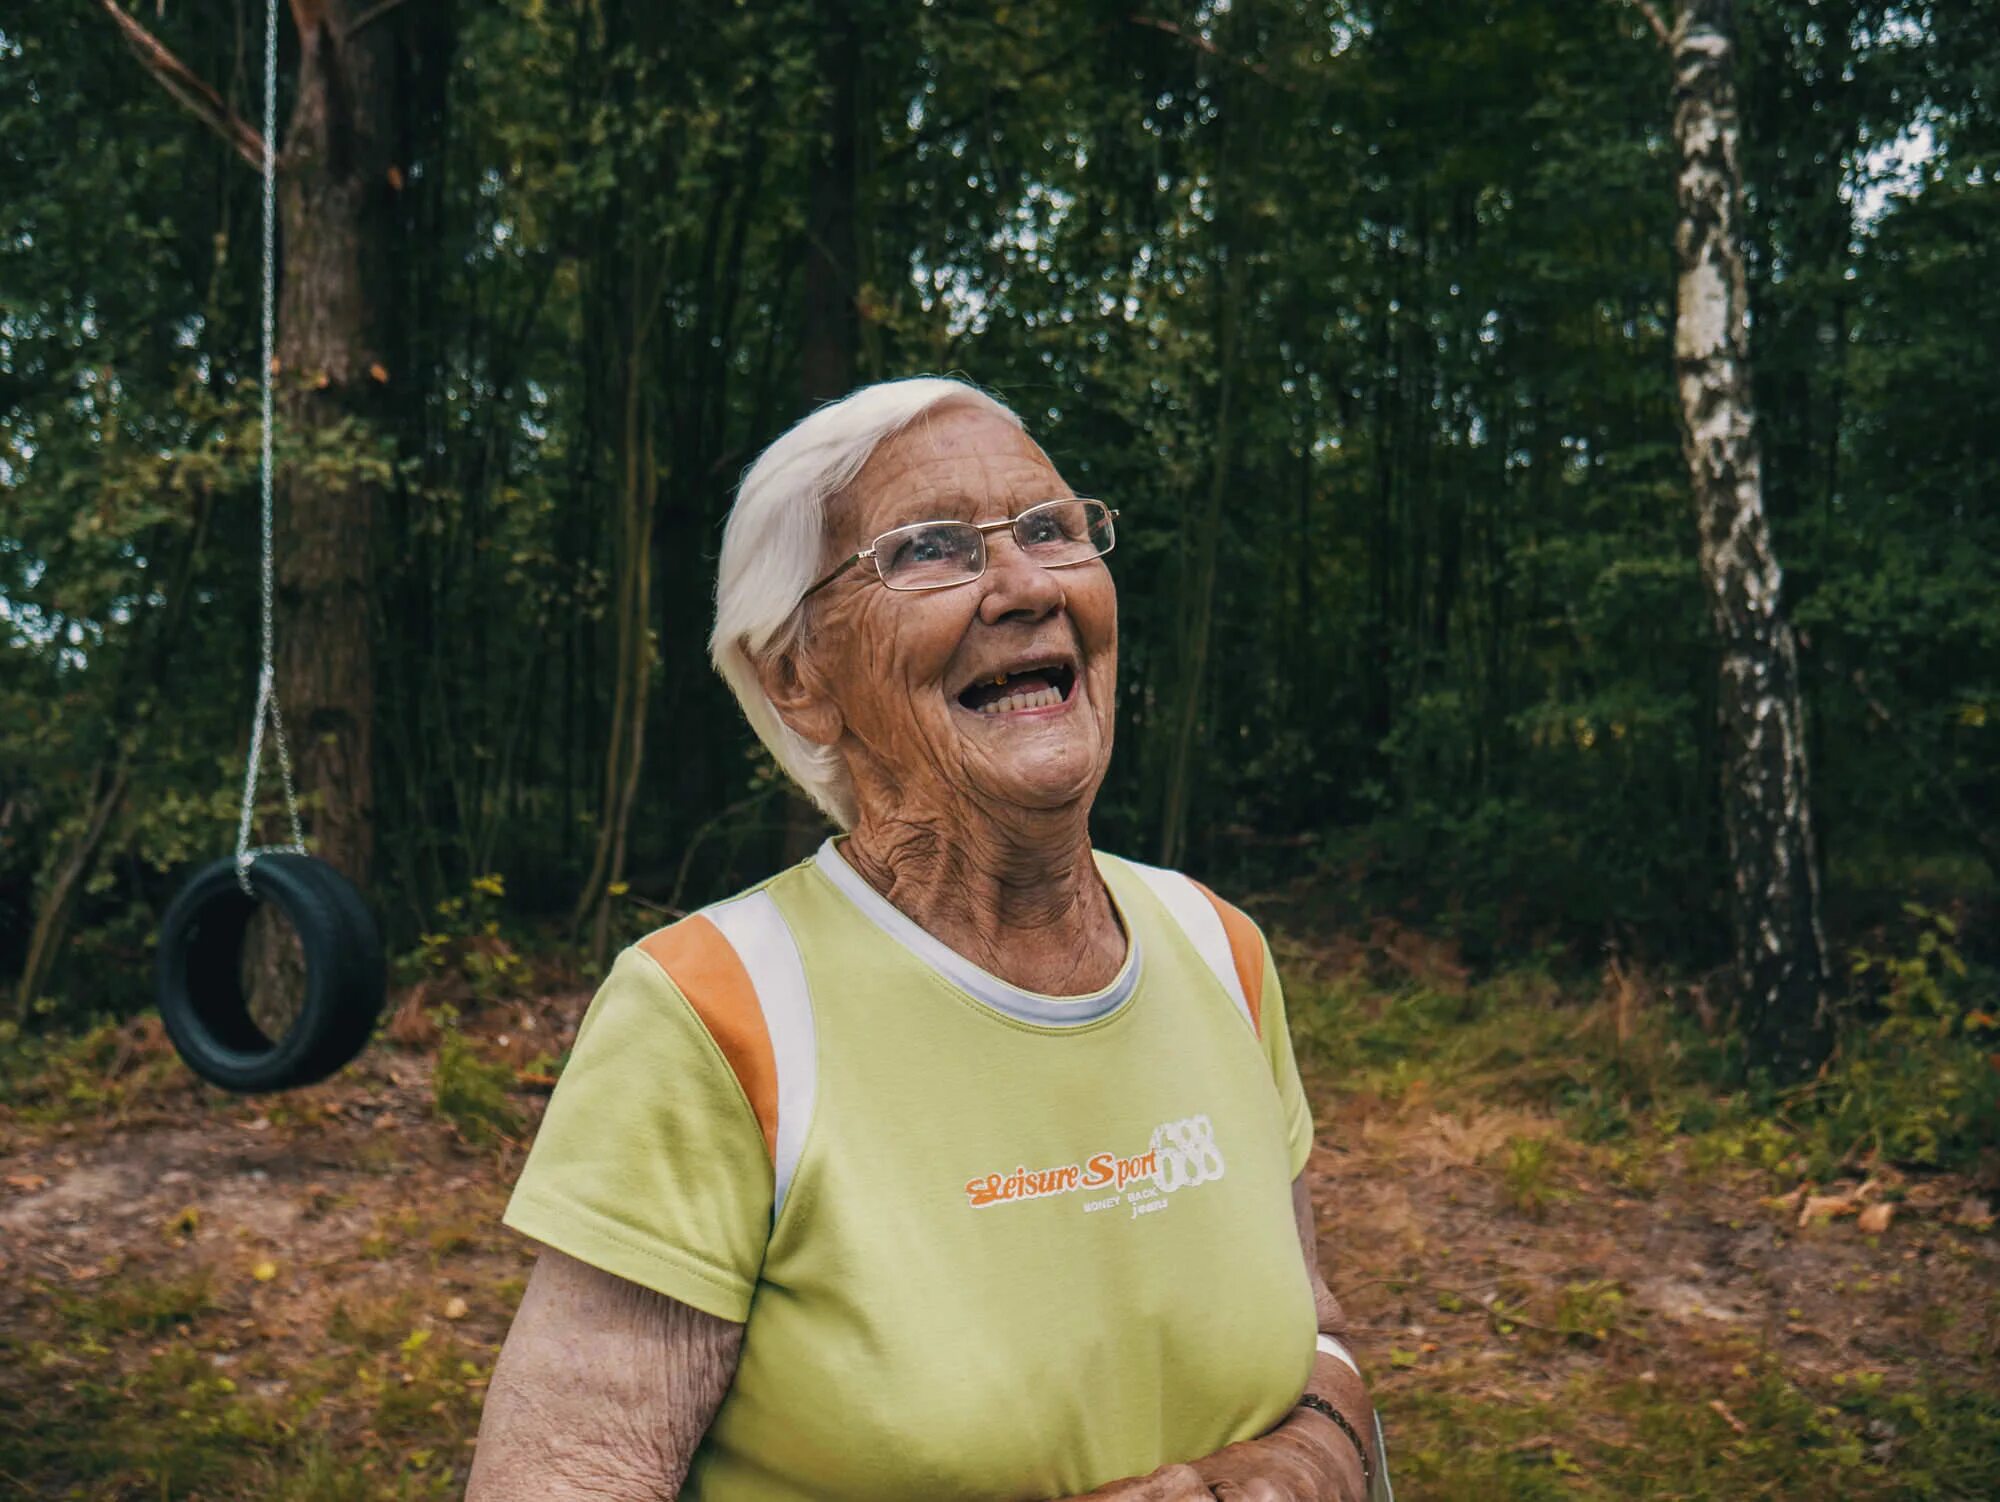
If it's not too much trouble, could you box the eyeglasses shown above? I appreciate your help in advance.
[802,498,1118,597]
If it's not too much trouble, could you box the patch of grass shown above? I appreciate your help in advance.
[1290,909,1999,1184]
[257,1439,387,1501]
[2,1280,494,1499]
[1552,1280,1631,1346]
[1382,1355,2000,1499]
[1805,906,2000,1174]
[0,1015,191,1128]
[1685,1114,1798,1181]
[431,1010,521,1147]
[1501,1135,1561,1219]
[0,1339,293,1496]
[1604,1139,1664,1196]
[1291,958,1723,1130]
[55,1267,218,1337]
[427,1216,482,1259]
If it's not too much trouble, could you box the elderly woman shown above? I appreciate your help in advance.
[468,378,1388,1502]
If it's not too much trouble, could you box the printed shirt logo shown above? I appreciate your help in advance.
[963,1116,1226,1219]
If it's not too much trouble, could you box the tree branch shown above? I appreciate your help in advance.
[91,0,265,169]
[1627,0,1673,49]
[1129,14,1295,90]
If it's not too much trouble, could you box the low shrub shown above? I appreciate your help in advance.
[430,1008,520,1147]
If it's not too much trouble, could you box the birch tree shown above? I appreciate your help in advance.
[1657,0,1832,1075]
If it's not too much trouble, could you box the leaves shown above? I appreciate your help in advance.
[6,0,1996,1026]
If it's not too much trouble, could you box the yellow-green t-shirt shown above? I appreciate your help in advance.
[504,838,1317,1501]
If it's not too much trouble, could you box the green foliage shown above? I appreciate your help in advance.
[1389,1351,2000,1499]
[429,1008,521,1148]
[0,1015,187,1125]
[1,1292,486,1498]
[1501,1136,1562,1220]
[56,1269,218,1339]
[1552,1280,1629,1347]
[1807,905,2000,1173]
[398,875,532,1008]
[3,0,1996,1026]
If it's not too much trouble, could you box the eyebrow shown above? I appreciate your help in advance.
[873,490,983,529]
[871,490,1076,534]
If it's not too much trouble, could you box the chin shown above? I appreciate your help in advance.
[982,754,1104,813]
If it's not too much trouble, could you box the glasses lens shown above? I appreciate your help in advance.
[876,521,984,590]
[1015,499,1114,564]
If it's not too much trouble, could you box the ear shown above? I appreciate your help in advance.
[754,636,844,748]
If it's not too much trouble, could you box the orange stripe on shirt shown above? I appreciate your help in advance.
[638,915,779,1162]
[1189,879,1266,1038]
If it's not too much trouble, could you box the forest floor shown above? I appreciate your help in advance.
[2,918,1997,1500]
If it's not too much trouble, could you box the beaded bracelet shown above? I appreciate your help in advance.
[1295,1393,1373,1489]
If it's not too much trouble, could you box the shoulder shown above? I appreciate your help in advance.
[1095,850,1269,946]
[626,859,816,1004]
[1095,852,1273,1033]
[613,863,822,1179]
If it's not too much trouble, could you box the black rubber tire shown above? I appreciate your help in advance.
[154,853,387,1093]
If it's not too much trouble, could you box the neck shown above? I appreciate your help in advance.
[838,800,1126,996]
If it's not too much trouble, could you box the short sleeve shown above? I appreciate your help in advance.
[1255,938,1315,1179]
[503,945,773,1321]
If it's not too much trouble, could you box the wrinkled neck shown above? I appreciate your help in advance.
[838,804,1125,996]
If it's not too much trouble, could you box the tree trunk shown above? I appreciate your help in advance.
[781,0,861,859]
[571,259,660,964]
[12,482,218,1019]
[1669,0,1831,1077]
[271,0,403,892]
[1157,38,1248,871]
[1157,244,1241,870]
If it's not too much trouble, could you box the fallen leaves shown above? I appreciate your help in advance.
[1951,1196,1994,1231]
[251,1259,278,1283]
[1765,1174,1999,1236]
[442,1296,469,1321]
[1412,1108,1545,1174]
[1777,1176,1902,1233]
[1795,1190,1856,1228]
[1856,1202,1894,1235]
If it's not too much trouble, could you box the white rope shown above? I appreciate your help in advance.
[235,0,306,893]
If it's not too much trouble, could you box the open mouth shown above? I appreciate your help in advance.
[955,661,1079,716]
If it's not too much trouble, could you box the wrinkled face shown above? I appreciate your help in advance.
[783,403,1118,822]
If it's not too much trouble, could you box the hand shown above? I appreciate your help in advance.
[1062,1460,1216,1500]
[1188,1410,1367,1502]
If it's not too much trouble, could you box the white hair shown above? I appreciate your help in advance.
[710,376,1026,830]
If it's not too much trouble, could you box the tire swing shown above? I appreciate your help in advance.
[154,0,385,1094]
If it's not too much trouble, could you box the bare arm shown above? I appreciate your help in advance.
[467,1249,744,1502]
[1288,1170,1379,1477]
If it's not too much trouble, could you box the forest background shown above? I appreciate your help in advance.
[3,1,1999,1498]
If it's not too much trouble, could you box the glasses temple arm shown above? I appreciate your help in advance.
[801,551,866,599]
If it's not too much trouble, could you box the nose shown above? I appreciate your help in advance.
[975,529,1065,627]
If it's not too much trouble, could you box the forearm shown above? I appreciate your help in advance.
[1294,1173,1378,1467]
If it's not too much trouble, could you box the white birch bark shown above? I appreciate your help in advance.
[1670,0,1831,1075]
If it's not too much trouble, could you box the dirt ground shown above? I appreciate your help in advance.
[2,979,1996,1499]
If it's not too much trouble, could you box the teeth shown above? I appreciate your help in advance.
[976,686,1063,715]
